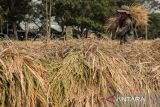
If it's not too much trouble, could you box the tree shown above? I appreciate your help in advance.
[148,13,160,39]
[142,0,160,12]
[0,7,4,33]
[51,0,76,36]
[34,0,54,39]
[52,0,109,37]
[136,13,160,39]
[0,0,32,40]
[75,0,109,37]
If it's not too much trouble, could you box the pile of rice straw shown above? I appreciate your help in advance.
[0,39,160,107]
[104,16,119,31]
[129,5,149,26]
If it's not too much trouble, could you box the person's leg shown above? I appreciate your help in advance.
[126,34,134,44]
[120,35,125,45]
[124,34,128,44]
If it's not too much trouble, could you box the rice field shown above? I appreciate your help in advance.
[0,39,160,107]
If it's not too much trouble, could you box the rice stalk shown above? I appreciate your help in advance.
[0,39,160,107]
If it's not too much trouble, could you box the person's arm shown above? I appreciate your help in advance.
[116,19,131,36]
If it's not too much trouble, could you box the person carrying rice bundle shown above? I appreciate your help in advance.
[116,5,134,44]
[105,5,149,45]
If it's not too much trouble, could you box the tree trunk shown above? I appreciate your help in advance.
[134,27,138,39]
[61,25,65,40]
[45,0,49,40]
[80,25,84,37]
[145,25,148,40]
[7,21,9,36]
[108,0,111,16]
[10,0,18,40]
[0,18,3,33]
[48,0,52,39]
[85,28,89,38]
[12,22,18,40]
[59,18,65,39]
[25,21,29,40]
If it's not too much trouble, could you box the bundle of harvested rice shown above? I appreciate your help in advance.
[0,44,48,107]
[129,5,149,26]
[104,16,119,32]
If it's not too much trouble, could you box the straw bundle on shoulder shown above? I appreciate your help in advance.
[104,16,119,32]
[129,5,149,26]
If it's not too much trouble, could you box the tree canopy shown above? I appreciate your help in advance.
[52,0,109,36]
[0,0,32,39]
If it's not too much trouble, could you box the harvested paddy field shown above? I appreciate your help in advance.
[0,39,160,107]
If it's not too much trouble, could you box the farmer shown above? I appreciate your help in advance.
[116,5,134,44]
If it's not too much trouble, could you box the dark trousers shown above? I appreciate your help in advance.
[120,34,134,45]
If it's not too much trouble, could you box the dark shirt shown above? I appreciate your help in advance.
[117,18,134,36]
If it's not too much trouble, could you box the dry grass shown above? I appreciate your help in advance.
[129,5,149,26]
[104,16,119,32]
[0,39,160,107]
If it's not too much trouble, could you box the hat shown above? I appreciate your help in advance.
[117,5,130,14]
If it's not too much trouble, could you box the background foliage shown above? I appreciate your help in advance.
[0,0,160,39]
